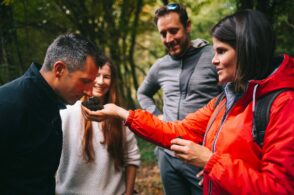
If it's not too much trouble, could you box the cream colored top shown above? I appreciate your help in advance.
[56,101,140,195]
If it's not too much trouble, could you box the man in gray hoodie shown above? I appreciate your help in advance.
[137,3,221,195]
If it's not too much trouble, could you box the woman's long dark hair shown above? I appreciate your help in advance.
[81,57,125,171]
[211,9,276,93]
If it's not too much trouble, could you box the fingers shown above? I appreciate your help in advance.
[170,137,188,146]
[158,114,163,120]
[196,170,204,178]
[196,170,204,186]
[171,142,190,161]
[81,105,104,122]
[170,137,187,157]
[170,142,182,151]
[81,105,91,119]
[170,139,187,153]
[174,152,188,161]
[198,178,204,186]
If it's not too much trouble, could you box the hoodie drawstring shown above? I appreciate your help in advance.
[252,84,259,141]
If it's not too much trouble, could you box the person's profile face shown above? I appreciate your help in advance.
[92,63,112,103]
[57,56,98,105]
[212,37,237,85]
[157,12,190,57]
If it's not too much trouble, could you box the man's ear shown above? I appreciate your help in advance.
[53,61,66,78]
[186,20,191,33]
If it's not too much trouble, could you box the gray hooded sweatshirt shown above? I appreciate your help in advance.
[137,39,221,122]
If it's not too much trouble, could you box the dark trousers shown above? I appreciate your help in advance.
[155,147,203,195]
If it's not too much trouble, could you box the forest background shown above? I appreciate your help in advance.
[0,0,293,190]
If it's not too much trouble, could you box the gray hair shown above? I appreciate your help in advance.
[43,33,104,72]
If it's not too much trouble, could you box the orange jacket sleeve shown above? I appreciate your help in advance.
[125,98,216,149]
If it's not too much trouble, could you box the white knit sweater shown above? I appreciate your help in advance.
[56,101,140,195]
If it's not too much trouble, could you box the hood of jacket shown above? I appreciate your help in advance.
[170,38,209,60]
[238,54,294,105]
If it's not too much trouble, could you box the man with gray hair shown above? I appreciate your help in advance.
[0,34,104,194]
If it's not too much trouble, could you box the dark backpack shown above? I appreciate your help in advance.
[214,89,286,147]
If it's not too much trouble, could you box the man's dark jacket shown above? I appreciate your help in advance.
[0,63,64,194]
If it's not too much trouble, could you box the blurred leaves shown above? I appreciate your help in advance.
[1,0,293,105]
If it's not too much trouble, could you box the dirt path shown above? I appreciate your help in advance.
[135,163,163,195]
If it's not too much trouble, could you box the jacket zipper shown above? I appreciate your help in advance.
[177,60,183,120]
[208,103,234,195]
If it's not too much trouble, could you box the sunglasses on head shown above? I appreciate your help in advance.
[166,3,180,10]
[155,3,181,14]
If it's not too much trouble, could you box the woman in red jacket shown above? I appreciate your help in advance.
[83,10,294,194]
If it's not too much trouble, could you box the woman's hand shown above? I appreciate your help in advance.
[81,103,129,122]
[196,170,204,186]
[170,138,213,168]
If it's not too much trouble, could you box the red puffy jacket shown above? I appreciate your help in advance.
[126,54,294,194]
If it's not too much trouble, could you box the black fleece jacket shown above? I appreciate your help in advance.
[0,63,64,195]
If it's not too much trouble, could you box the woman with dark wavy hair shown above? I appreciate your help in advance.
[56,57,140,195]
[82,10,294,194]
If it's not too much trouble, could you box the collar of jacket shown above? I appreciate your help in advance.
[234,54,294,107]
[25,62,66,110]
[170,38,209,60]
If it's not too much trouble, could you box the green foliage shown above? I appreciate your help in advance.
[189,0,236,42]
[0,0,293,103]
[273,1,294,55]
[234,0,294,55]
[137,137,157,164]
[1,0,13,6]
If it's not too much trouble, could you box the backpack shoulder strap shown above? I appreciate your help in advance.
[253,89,286,147]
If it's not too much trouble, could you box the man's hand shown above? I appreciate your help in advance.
[170,138,213,168]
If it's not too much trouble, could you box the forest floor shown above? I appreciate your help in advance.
[135,163,163,195]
